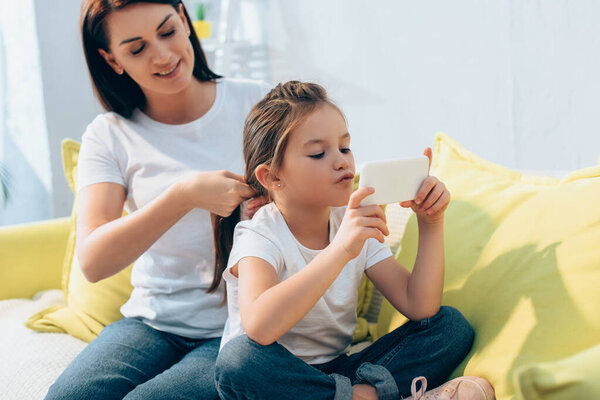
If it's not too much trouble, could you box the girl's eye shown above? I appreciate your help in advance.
[131,45,145,55]
[340,147,351,154]
[309,152,325,159]
[161,29,175,38]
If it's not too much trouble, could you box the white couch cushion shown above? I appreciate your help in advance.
[0,290,86,400]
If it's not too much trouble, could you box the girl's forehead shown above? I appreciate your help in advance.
[291,107,349,144]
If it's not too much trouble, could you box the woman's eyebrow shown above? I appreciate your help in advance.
[119,14,173,46]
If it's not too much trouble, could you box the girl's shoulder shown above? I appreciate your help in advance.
[236,202,280,235]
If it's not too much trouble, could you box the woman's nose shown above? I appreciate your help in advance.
[151,43,171,65]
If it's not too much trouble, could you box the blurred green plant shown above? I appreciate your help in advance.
[196,3,206,21]
[0,162,11,207]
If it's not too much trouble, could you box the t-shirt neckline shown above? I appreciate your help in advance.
[270,202,336,254]
[132,78,225,132]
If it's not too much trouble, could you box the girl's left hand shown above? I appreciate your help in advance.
[399,148,450,224]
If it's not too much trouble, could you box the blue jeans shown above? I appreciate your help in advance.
[215,306,474,400]
[45,317,220,400]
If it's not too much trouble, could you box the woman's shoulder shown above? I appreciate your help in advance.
[85,111,127,136]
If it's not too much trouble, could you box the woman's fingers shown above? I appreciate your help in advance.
[224,171,246,182]
[234,181,256,199]
[247,195,267,209]
[245,196,268,218]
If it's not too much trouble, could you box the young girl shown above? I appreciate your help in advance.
[212,82,493,400]
[46,1,269,398]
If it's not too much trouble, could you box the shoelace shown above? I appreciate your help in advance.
[409,376,462,400]
[410,376,428,399]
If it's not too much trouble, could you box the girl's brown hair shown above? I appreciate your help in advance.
[80,0,221,118]
[208,81,342,293]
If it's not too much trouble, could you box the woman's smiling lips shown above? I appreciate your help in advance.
[154,60,181,78]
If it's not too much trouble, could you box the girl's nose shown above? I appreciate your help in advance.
[334,153,350,170]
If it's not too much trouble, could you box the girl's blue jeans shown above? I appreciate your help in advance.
[215,306,474,400]
[44,317,220,400]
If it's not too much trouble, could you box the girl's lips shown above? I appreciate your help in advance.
[154,60,181,78]
[336,173,355,183]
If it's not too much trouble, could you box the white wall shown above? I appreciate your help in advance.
[0,0,52,225]
[34,0,101,219]
[266,0,600,170]
[4,0,600,225]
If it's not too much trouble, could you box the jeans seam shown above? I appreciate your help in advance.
[379,319,431,367]
[379,334,410,367]
[216,379,241,400]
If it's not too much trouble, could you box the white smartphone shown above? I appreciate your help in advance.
[358,156,429,206]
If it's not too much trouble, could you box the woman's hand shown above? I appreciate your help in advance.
[180,170,256,217]
[331,187,390,261]
[399,148,450,224]
[245,195,269,219]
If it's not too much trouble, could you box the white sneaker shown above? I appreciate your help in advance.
[403,376,495,400]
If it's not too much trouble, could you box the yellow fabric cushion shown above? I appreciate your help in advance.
[375,133,600,399]
[514,343,600,399]
[26,139,133,342]
[0,217,70,300]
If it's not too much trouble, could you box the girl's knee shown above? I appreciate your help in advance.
[434,306,474,349]
[215,335,266,383]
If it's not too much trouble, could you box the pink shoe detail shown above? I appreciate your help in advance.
[404,376,495,400]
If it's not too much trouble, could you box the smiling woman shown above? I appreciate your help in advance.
[81,0,220,119]
[43,0,272,399]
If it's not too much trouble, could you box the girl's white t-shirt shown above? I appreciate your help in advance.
[220,202,393,364]
[76,78,271,339]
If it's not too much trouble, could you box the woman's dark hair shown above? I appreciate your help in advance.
[209,81,342,293]
[80,0,221,118]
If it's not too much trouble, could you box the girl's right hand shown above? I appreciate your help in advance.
[180,170,256,217]
[331,187,389,261]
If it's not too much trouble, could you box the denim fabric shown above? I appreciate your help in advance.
[45,317,221,400]
[215,306,474,400]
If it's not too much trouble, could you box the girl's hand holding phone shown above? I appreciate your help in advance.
[332,187,390,261]
[399,148,451,224]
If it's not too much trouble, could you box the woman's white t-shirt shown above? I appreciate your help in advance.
[76,78,270,339]
[220,202,393,364]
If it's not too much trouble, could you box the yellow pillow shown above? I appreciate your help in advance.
[26,139,133,342]
[514,343,600,399]
[375,133,600,399]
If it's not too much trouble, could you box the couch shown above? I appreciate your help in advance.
[1,133,599,399]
